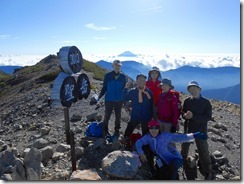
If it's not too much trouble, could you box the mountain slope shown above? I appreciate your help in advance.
[0,65,22,74]
[161,66,240,91]
[202,84,240,104]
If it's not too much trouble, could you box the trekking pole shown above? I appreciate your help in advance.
[70,130,77,172]
[64,107,70,145]
[182,119,189,180]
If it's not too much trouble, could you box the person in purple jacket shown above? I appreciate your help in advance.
[135,119,207,180]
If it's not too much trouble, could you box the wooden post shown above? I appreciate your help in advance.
[64,107,70,145]
[70,130,77,172]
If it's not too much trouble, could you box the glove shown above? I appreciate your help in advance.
[170,126,177,133]
[193,132,207,140]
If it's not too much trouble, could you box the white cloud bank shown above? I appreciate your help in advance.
[0,55,46,66]
[0,52,240,71]
[85,53,240,71]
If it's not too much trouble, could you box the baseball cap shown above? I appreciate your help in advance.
[112,60,122,66]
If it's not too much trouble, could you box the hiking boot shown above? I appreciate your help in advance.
[204,173,212,180]
[114,130,120,137]
[107,134,119,143]
[121,137,132,150]
[103,130,110,139]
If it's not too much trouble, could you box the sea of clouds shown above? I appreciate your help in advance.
[85,53,240,71]
[0,53,240,71]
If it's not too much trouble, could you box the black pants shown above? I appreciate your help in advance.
[155,158,182,180]
[124,120,149,138]
[103,101,123,136]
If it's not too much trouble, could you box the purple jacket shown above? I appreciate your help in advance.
[135,132,194,164]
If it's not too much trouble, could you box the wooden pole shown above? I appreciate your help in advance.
[70,130,77,172]
[64,107,70,145]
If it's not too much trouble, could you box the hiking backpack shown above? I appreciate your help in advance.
[85,121,103,138]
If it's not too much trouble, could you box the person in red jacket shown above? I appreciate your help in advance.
[146,66,162,118]
[157,78,179,132]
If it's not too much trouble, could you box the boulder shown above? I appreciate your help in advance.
[101,150,139,179]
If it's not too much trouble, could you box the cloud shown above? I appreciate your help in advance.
[62,40,77,43]
[0,34,19,40]
[0,35,11,39]
[93,37,107,40]
[149,6,162,10]
[85,23,116,31]
[0,55,46,66]
[85,52,240,71]
[0,53,240,71]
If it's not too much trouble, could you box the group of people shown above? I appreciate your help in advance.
[96,59,213,180]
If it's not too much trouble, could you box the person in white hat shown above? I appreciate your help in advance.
[181,80,213,180]
[146,66,162,118]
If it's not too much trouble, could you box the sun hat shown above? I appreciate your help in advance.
[148,119,160,128]
[112,60,122,66]
[187,80,201,91]
[158,78,174,89]
[147,66,162,81]
[149,66,160,72]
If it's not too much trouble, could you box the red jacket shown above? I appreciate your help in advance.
[157,91,180,126]
[146,80,162,106]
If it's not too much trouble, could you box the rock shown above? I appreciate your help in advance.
[39,146,54,162]
[70,114,82,122]
[52,152,64,161]
[1,174,12,180]
[0,149,16,176]
[186,156,197,169]
[41,126,51,136]
[55,143,70,152]
[101,150,139,179]
[52,170,70,180]
[24,147,42,180]
[70,169,102,180]
[22,148,31,158]
[33,138,49,149]
[212,150,222,157]
[91,138,106,150]
[75,147,84,160]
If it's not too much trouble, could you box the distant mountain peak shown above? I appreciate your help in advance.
[118,51,137,57]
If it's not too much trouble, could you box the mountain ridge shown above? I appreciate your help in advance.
[95,60,240,104]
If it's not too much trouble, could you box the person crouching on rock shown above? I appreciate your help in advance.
[135,119,207,180]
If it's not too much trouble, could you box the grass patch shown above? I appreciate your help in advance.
[83,59,107,81]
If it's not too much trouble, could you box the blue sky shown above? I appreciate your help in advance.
[0,0,240,57]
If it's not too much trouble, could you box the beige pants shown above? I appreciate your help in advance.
[159,122,173,133]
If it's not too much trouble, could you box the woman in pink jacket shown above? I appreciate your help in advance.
[157,78,179,132]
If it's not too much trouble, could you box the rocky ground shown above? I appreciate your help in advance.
[0,56,241,181]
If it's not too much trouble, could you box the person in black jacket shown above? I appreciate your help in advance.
[180,80,213,180]
[97,60,127,138]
